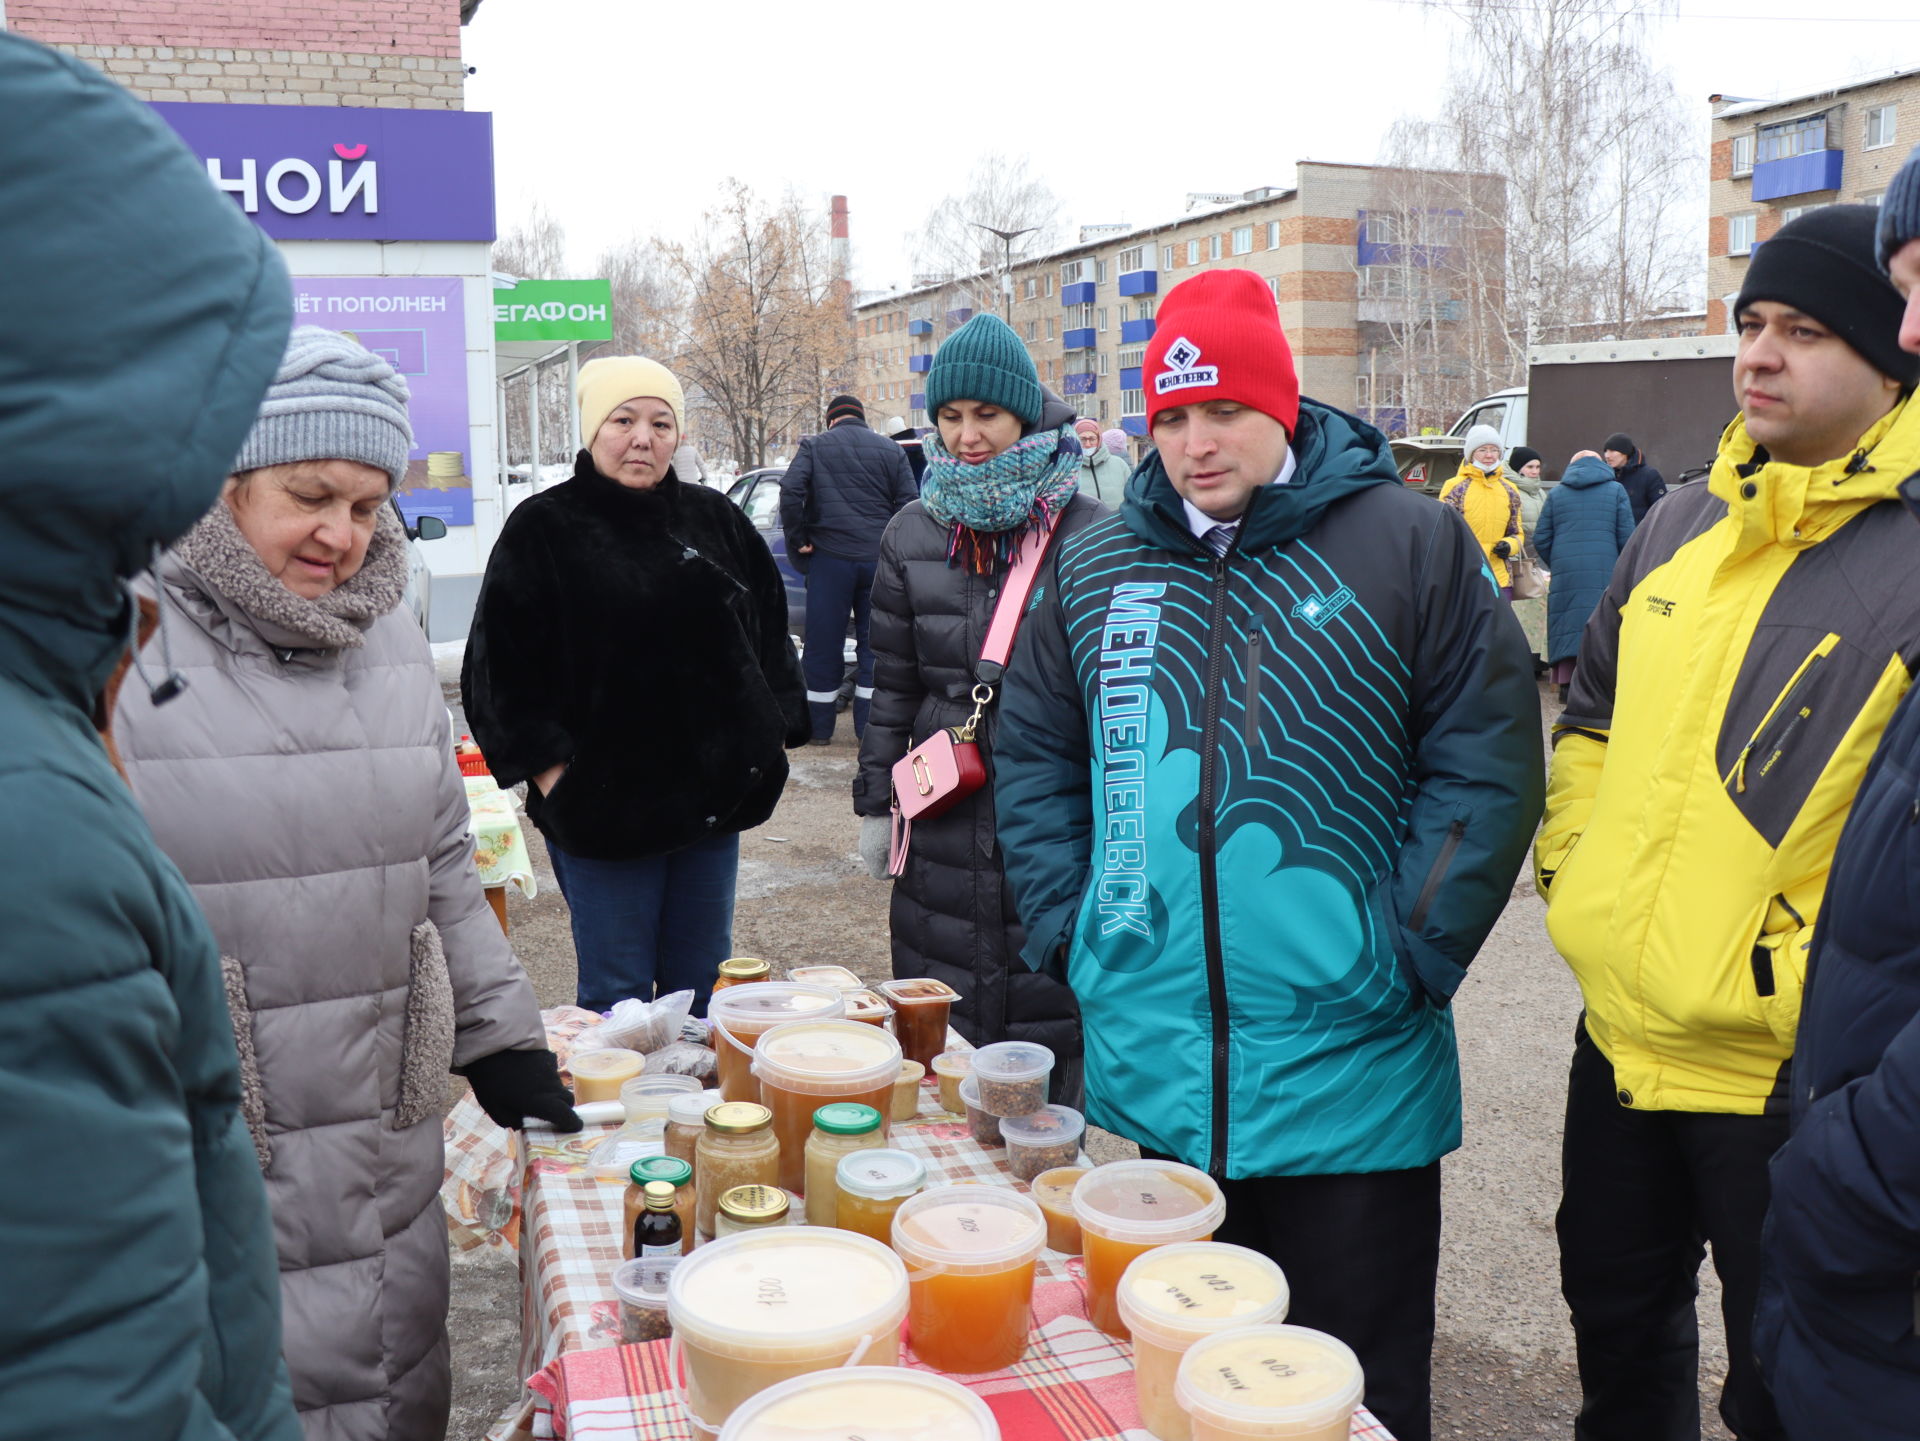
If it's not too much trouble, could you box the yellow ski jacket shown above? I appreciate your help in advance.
[1537,397,1920,1115]
[1440,465,1524,588]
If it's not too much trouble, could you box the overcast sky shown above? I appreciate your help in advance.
[465,0,1918,296]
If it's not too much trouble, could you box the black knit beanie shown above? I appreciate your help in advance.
[1508,445,1542,472]
[1602,433,1635,461]
[1877,144,1920,274]
[1735,205,1919,385]
[825,393,865,424]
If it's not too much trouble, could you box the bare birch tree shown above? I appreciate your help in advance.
[910,153,1063,318]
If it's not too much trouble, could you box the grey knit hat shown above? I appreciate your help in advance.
[1879,144,1920,275]
[232,325,413,488]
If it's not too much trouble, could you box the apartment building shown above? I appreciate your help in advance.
[1706,67,1919,334]
[854,161,1499,448]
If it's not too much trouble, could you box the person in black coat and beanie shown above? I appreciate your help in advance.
[1602,431,1666,524]
[854,314,1106,1102]
[462,356,809,1015]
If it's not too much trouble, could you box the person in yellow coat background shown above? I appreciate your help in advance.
[1439,425,1524,597]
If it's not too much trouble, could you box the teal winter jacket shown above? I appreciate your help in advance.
[0,35,299,1441]
[994,400,1543,1179]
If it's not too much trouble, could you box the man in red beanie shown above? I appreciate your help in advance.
[994,269,1542,1441]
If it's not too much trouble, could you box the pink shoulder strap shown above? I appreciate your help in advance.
[980,513,1061,670]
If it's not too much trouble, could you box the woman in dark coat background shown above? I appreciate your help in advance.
[1530,449,1634,702]
[462,356,809,1015]
[855,314,1105,1101]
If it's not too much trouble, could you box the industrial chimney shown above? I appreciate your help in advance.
[830,195,851,313]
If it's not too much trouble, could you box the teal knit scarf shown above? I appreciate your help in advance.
[920,423,1082,572]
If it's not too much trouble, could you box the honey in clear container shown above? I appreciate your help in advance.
[693,1102,779,1239]
[801,1103,885,1225]
[833,1148,925,1244]
[1074,1161,1225,1339]
[1028,1166,1090,1255]
[892,1187,1046,1374]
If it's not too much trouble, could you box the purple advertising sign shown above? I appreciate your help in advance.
[292,277,474,527]
[150,103,494,242]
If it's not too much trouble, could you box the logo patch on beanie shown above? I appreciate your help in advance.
[1155,336,1219,394]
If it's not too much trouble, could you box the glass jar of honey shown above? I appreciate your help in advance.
[802,1103,885,1225]
[713,957,770,991]
[714,1183,790,1238]
[694,1102,780,1239]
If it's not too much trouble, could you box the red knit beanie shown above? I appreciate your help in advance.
[1144,269,1300,435]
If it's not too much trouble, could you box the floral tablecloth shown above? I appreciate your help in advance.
[466,774,536,899]
[441,1017,1394,1441]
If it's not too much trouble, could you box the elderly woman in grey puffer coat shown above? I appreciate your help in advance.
[116,328,579,1441]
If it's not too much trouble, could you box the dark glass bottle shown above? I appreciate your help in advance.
[634,1180,683,1259]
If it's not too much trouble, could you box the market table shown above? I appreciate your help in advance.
[465,775,536,935]
[441,1013,1396,1441]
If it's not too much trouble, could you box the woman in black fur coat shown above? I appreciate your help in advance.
[461,356,808,1014]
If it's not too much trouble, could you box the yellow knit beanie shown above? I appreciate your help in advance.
[576,355,685,443]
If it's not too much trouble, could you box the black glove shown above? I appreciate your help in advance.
[1492,540,1512,559]
[460,1048,583,1132]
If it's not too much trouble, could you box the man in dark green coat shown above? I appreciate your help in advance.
[0,35,300,1441]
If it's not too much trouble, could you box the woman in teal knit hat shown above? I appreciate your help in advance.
[852,312,1109,1100]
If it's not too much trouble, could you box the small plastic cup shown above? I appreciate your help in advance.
[892,1185,1048,1373]
[1119,1243,1291,1441]
[834,1148,926,1244]
[621,1072,705,1127]
[569,1047,645,1103]
[930,1051,972,1114]
[1174,1324,1364,1441]
[668,1227,909,1439]
[1027,1166,1089,1255]
[997,1104,1085,1182]
[875,977,959,1070]
[611,1255,677,1343]
[956,1074,1002,1147]
[1073,1160,1226,1339]
[785,964,864,991]
[717,1365,1000,1441]
[969,1041,1054,1118]
[843,988,893,1027]
[891,1060,926,1123]
[707,982,845,1104]
[751,1019,902,1193]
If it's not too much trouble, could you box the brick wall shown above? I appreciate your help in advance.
[9,0,461,57]
[54,43,466,107]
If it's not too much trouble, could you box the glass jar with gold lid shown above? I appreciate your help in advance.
[714,957,771,991]
[715,1183,791,1237]
[694,1101,779,1238]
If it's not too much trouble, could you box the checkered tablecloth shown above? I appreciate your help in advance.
[444,1024,1394,1441]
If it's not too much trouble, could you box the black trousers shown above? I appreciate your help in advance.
[800,551,874,741]
[1145,1152,1441,1441]
[1559,1023,1790,1441]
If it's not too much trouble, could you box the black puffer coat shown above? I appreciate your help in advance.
[463,454,809,860]
[778,417,919,563]
[855,491,1106,1061]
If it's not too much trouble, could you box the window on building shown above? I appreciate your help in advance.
[1138,299,1154,320]
[1026,320,1038,341]
[1268,276,1281,301]
[1866,104,1899,150]
[1730,132,1755,177]
[1119,303,1131,324]
[1208,235,1223,260]
[1121,388,1146,417]
[1099,352,1110,377]
[1024,277,1038,299]
[1266,220,1281,248]
[1099,399,1111,421]
[1071,302,1095,327]
[1097,307,1108,331]
[1232,226,1253,255]
[1780,202,1823,225]
[1728,212,1757,256]
[1045,360,1055,384]
[1062,259,1092,286]
[1367,211,1402,246]
[1722,291,1741,335]
[1757,113,1828,164]
[1045,317,1055,341]
[1164,245,1177,270]
[1096,259,1109,284]
[1119,245,1145,272]
[1044,274,1054,297]
[1187,240,1201,265]
[1861,189,1885,207]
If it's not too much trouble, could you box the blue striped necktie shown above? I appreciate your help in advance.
[1205,522,1239,557]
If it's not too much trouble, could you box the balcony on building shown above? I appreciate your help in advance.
[908,354,932,373]
[1118,269,1158,297]
[908,318,933,336]
[1118,366,1143,391]
[1062,371,1097,397]
[1121,415,1148,437]
[1750,148,1844,201]
[910,391,926,411]
[1061,281,1097,307]
[1120,317,1157,345]
[1062,327,1096,351]
[945,307,973,328]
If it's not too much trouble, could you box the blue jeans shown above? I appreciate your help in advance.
[546,833,739,1016]
[801,550,875,741]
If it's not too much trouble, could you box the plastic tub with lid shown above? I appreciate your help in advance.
[716,1365,1000,1441]
[707,982,844,1103]
[750,1019,901,1192]
[892,1185,1047,1373]
[1072,1160,1226,1338]
[1173,1324,1363,1440]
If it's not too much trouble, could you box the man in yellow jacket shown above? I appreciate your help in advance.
[1537,205,1920,1441]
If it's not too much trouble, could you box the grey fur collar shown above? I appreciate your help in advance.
[171,496,409,651]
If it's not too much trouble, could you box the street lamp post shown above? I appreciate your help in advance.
[971,222,1039,323]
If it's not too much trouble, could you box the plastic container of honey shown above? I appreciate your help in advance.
[785,964,863,991]
[892,1185,1047,1373]
[667,1227,910,1440]
[930,1051,972,1113]
[751,1020,901,1194]
[891,1060,926,1123]
[707,983,845,1104]
[1073,1160,1226,1339]
[1119,1243,1292,1441]
[843,988,893,1028]
[668,1089,724,1174]
[874,977,959,1070]
[1173,1324,1363,1441]
[833,1148,926,1244]
[569,1047,644,1103]
[1027,1166,1090,1255]
[716,1365,1000,1441]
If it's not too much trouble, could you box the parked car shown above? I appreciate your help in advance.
[392,497,447,633]
[726,467,804,631]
